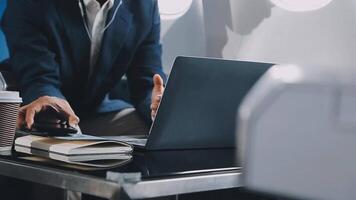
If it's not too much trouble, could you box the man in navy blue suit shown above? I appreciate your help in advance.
[2,0,166,135]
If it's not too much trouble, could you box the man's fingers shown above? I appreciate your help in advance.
[152,95,162,104]
[68,115,80,127]
[25,105,41,129]
[153,74,164,91]
[56,101,80,127]
[153,74,163,86]
[57,107,80,127]
[151,110,157,121]
[151,103,158,111]
[17,108,26,129]
[151,94,162,110]
[25,109,35,129]
[156,94,162,101]
[17,115,24,129]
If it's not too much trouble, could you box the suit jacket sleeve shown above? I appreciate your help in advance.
[127,0,167,123]
[2,0,65,105]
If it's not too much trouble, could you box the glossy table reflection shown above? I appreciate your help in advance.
[0,149,242,199]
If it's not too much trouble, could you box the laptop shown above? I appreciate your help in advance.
[108,56,273,150]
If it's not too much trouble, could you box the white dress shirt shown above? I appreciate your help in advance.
[83,0,114,76]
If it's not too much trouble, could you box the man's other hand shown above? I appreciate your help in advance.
[17,96,80,129]
[151,74,165,120]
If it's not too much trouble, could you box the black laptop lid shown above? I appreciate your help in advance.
[146,57,273,150]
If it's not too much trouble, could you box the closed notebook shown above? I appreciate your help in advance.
[15,135,133,168]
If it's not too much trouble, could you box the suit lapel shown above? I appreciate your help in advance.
[90,0,133,84]
[56,0,91,74]
[56,0,133,101]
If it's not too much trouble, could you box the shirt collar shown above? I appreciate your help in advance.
[82,0,115,9]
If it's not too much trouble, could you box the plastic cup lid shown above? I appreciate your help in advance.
[0,91,22,103]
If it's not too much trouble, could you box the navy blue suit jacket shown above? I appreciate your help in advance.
[2,0,166,123]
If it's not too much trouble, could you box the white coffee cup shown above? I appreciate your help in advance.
[0,91,22,151]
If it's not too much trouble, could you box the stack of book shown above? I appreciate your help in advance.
[14,134,133,168]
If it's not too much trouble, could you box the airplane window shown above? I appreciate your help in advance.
[158,0,193,20]
[270,0,333,12]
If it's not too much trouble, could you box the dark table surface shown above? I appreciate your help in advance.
[6,131,241,180]
[0,148,240,180]
[0,148,242,199]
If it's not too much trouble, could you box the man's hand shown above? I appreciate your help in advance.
[17,96,80,129]
[151,74,165,120]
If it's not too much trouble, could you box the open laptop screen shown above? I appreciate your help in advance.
[147,57,274,150]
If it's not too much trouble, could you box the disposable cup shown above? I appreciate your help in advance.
[0,91,22,151]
